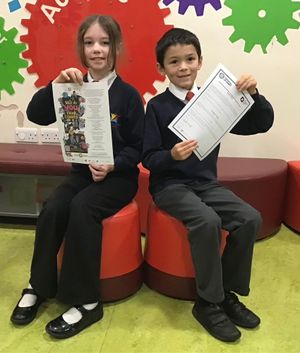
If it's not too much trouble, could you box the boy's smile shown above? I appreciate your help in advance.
[158,44,202,90]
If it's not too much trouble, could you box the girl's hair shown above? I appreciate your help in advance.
[77,14,122,70]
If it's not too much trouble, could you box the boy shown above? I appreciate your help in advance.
[142,28,274,343]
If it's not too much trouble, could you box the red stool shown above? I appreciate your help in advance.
[134,163,151,234]
[218,157,287,239]
[284,161,300,233]
[57,201,143,302]
[144,203,228,300]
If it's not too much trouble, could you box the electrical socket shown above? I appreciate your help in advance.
[15,127,38,143]
[40,128,60,144]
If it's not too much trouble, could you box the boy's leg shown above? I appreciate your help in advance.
[153,183,225,303]
[199,182,262,296]
[199,182,262,328]
[154,183,241,342]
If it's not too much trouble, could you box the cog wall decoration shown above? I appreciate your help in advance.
[162,0,221,16]
[21,0,172,98]
[223,0,300,53]
[8,0,22,12]
[0,17,28,99]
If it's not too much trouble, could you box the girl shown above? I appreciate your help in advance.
[10,15,144,339]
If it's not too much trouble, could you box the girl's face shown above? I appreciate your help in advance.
[83,22,111,79]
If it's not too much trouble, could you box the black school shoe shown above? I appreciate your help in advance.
[222,292,260,328]
[192,300,241,342]
[10,288,45,325]
[45,303,103,339]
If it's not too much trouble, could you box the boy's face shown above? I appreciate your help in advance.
[158,44,202,90]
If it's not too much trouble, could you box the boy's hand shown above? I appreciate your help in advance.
[53,68,84,85]
[171,140,198,160]
[236,74,257,95]
[89,163,114,182]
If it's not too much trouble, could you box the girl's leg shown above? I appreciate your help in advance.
[30,174,92,298]
[10,174,91,325]
[56,173,137,304]
[46,174,137,339]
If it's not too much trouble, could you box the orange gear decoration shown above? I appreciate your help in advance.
[21,0,172,97]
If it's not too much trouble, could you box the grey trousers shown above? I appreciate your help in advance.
[153,181,262,303]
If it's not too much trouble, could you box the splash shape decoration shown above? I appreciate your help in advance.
[223,0,300,53]
[0,17,28,99]
[162,0,221,16]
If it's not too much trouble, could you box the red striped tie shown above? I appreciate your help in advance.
[185,91,195,101]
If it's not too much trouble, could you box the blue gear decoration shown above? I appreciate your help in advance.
[162,0,221,16]
[223,0,300,53]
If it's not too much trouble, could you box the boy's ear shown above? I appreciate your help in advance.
[198,56,203,70]
[157,62,165,76]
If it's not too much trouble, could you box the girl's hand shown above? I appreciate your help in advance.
[236,74,257,95]
[53,68,84,85]
[89,163,114,182]
[171,139,198,160]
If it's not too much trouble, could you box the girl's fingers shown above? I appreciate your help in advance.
[53,68,83,84]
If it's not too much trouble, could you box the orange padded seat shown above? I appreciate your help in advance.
[284,161,300,233]
[134,164,151,234]
[57,201,143,302]
[144,203,228,300]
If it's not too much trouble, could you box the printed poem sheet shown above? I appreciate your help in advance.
[168,64,254,160]
[52,81,114,164]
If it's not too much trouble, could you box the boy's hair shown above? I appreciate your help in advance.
[77,14,122,70]
[156,28,201,67]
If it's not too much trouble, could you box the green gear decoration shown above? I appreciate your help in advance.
[223,0,300,53]
[0,17,28,99]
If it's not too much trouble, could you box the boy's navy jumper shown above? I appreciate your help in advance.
[142,87,274,303]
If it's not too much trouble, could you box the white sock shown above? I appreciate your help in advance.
[62,302,98,324]
[18,284,37,308]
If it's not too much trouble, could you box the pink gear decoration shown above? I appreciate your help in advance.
[21,0,172,98]
[163,0,221,16]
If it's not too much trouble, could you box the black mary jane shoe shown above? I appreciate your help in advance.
[10,288,44,325]
[45,303,104,339]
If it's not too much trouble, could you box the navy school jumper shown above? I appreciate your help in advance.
[142,88,274,302]
[26,75,145,304]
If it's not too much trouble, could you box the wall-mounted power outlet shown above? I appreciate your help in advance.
[15,127,39,143]
[40,128,60,144]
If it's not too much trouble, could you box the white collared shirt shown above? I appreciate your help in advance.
[87,70,117,89]
[168,82,198,103]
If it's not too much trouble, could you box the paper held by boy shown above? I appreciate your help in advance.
[168,64,254,161]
